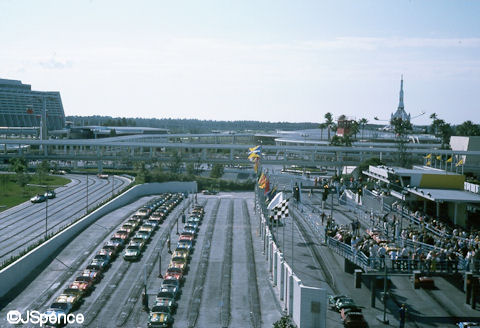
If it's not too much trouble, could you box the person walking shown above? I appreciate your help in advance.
[321,212,326,225]
[399,304,407,328]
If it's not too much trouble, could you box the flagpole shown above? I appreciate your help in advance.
[291,199,294,269]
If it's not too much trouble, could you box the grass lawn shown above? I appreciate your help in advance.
[0,174,70,212]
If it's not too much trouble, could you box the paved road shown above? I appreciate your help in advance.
[0,192,282,328]
[0,174,132,263]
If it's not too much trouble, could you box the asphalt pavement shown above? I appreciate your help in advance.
[0,174,131,263]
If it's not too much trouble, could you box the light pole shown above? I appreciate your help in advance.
[86,173,89,214]
[111,174,115,198]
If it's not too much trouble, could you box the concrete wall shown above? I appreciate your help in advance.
[260,212,327,328]
[0,182,197,300]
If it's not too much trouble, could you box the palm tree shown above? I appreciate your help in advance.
[324,112,334,141]
[350,121,360,140]
[359,118,368,139]
[429,113,438,134]
[319,123,327,141]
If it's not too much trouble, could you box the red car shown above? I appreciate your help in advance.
[82,269,102,283]
[113,230,129,240]
[70,276,94,293]
[179,232,195,243]
[164,267,183,282]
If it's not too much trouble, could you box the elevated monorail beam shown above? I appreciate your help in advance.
[1,138,479,156]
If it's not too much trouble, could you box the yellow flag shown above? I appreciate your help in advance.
[248,152,260,161]
[446,157,453,163]
[426,160,431,166]
[425,153,432,159]
[436,155,442,160]
[456,159,464,167]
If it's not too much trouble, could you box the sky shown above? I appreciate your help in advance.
[0,0,479,125]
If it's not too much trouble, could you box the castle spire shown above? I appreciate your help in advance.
[398,75,404,110]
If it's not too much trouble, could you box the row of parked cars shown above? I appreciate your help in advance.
[148,205,205,328]
[328,295,368,328]
[43,193,185,327]
[122,194,184,261]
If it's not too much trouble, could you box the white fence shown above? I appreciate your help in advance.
[465,182,480,194]
[259,212,327,328]
[0,182,197,300]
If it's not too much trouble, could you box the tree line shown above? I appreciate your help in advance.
[66,116,319,133]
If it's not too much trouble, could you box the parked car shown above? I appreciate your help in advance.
[335,297,358,312]
[342,311,368,328]
[418,276,435,289]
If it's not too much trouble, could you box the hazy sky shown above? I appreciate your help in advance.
[1,0,479,125]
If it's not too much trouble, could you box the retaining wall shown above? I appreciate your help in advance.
[0,182,197,300]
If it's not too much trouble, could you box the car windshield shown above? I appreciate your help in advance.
[63,289,80,295]
[171,257,185,262]
[127,245,139,250]
[347,314,364,320]
[111,238,123,243]
[151,306,170,313]
[168,267,181,273]
[162,279,179,286]
[132,238,144,243]
[75,276,91,282]
[157,292,174,299]
[50,303,68,310]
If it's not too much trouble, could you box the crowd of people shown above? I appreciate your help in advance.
[323,203,480,273]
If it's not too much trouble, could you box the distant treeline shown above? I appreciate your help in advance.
[65,115,319,133]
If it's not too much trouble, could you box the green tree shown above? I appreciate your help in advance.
[358,157,385,178]
[350,120,360,140]
[210,164,224,178]
[324,112,335,141]
[134,161,150,183]
[9,157,27,174]
[359,118,368,139]
[429,113,438,134]
[36,160,50,184]
[391,117,413,167]
[330,135,352,146]
[456,120,480,136]
[319,123,327,141]
[438,122,452,149]
[9,158,29,189]
[186,163,195,176]
[168,152,183,174]
[429,114,453,148]
[273,315,296,328]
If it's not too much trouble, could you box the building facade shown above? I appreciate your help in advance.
[0,78,65,132]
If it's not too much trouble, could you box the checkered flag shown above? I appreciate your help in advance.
[272,199,289,221]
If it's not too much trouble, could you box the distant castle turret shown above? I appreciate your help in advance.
[390,76,411,122]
